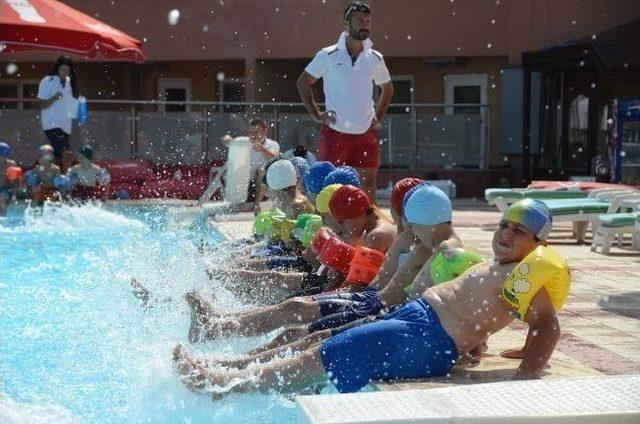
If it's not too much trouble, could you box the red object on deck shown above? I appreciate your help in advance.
[0,0,145,62]
[96,159,222,200]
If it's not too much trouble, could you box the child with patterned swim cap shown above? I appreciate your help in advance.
[173,198,571,397]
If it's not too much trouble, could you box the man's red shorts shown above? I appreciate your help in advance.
[318,125,380,169]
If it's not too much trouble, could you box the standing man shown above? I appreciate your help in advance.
[297,1,393,202]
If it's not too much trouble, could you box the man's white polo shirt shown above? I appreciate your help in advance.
[37,75,74,135]
[305,32,391,135]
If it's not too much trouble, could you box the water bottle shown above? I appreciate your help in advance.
[77,96,89,126]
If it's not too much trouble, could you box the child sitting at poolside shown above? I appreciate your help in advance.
[0,142,22,216]
[25,145,62,205]
[174,199,571,396]
[66,145,110,201]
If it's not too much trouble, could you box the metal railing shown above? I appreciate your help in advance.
[0,98,490,170]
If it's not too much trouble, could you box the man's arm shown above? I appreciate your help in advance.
[296,72,335,125]
[514,289,561,380]
[374,81,394,124]
[254,142,278,161]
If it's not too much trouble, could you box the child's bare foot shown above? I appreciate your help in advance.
[185,292,215,343]
[129,278,150,308]
[172,344,208,392]
[500,347,525,359]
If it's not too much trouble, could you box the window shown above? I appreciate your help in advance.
[0,80,40,109]
[157,78,191,112]
[444,74,487,114]
[386,76,414,114]
[219,78,246,113]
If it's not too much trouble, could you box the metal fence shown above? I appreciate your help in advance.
[0,99,490,169]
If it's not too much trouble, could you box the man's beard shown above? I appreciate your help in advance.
[349,27,369,41]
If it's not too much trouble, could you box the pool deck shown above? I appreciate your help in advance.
[209,198,640,388]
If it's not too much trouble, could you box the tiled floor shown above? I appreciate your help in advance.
[211,198,640,390]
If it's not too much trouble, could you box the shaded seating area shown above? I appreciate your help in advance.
[97,159,223,200]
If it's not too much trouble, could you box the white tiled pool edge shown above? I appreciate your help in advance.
[296,374,640,423]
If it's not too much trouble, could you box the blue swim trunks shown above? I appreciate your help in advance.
[265,256,313,273]
[308,288,384,333]
[319,298,458,393]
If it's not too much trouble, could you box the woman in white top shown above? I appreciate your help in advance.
[37,56,79,173]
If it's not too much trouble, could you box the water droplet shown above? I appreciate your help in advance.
[202,24,210,32]
[5,63,18,75]
[216,72,225,82]
[571,20,577,26]
[407,35,412,40]
[491,19,496,24]
[486,42,492,48]
[167,9,180,26]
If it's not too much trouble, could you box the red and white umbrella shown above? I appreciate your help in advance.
[0,0,145,62]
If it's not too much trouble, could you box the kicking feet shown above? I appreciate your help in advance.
[172,344,209,392]
[129,278,150,308]
[185,291,215,343]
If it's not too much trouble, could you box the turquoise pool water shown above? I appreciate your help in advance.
[0,203,307,423]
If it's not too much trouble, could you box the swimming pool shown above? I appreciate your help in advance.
[0,202,319,423]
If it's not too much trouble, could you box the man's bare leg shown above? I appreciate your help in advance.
[173,343,327,396]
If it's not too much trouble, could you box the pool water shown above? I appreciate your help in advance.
[0,202,314,423]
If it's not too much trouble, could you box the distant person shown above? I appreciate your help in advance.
[37,55,80,174]
[283,144,317,165]
[25,145,61,205]
[0,142,20,216]
[199,118,280,213]
[297,1,393,202]
[67,145,111,201]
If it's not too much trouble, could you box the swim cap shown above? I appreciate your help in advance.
[266,159,297,190]
[78,145,94,160]
[262,154,287,185]
[323,166,361,188]
[37,144,55,159]
[289,156,310,181]
[303,161,336,196]
[316,183,343,214]
[404,184,452,226]
[0,142,10,158]
[502,199,553,241]
[391,178,423,216]
[329,185,371,220]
